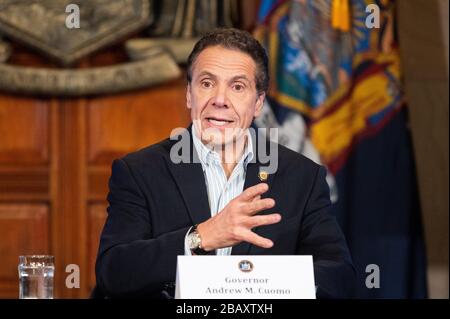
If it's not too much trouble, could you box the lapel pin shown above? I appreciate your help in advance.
[258,170,268,181]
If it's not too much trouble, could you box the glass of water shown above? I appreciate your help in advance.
[18,255,54,299]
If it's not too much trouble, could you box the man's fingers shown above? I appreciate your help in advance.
[241,230,274,249]
[252,195,261,201]
[246,213,281,228]
[244,198,275,215]
[240,183,268,201]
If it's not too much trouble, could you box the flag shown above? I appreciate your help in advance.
[254,0,427,298]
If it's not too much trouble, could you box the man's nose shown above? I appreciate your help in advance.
[211,86,228,108]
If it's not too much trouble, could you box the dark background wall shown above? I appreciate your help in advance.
[398,0,449,298]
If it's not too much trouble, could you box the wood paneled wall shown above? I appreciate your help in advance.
[0,1,261,298]
[0,46,190,297]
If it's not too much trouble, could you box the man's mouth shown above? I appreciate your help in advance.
[205,117,234,127]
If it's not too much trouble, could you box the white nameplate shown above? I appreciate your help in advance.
[175,255,315,299]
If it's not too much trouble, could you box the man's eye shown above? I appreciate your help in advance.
[201,81,212,88]
[233,84,245,92]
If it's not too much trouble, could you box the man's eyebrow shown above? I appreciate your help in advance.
[197,71,217,79]
[196,72,251,83]
[229,75,251,83]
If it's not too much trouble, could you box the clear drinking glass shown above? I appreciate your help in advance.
[18,255,54,299]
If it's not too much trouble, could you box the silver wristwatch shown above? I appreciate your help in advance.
[187,225,209,255]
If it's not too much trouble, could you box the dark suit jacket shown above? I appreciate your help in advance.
[95,126,355,298]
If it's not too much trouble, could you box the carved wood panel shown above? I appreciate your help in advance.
[0,167,49,201]
[87,77,190,166]
[0,204,49,298]
[0,31,192,300]
[0,96,49,165]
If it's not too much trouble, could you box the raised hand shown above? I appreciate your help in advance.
[197,183,281,251]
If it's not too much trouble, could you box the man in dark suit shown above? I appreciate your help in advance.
[95,28,354,299]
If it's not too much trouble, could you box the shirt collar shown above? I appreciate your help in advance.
[192,128,254,172]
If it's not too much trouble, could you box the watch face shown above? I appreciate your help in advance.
[188,232,200,249]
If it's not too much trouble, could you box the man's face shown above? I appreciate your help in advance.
[186,45,265,147]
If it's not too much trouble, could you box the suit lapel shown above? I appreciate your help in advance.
[232,139,277,256]
[165,127,211,226]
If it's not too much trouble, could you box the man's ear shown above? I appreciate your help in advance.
[254,92,266,118]
[186,84,192,110]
